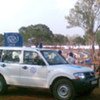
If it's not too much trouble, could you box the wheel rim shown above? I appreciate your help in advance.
[57,85,70,98]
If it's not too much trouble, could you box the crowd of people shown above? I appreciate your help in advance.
[35,44,100,77]
[58,49,100,78]
[58,50,76,64]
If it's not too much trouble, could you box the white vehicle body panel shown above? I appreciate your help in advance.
[0,47,94,89]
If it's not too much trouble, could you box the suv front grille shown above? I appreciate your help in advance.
[84,72,95,79]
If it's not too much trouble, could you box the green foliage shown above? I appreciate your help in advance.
[53,34,69,45]
[19,24,69,46]
[19,24,54,45]
[65,0,100,46]
[66,0,100,31]
[73,36,85,45]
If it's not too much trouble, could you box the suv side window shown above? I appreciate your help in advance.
[2,50,21,63]
[24,51,45,65]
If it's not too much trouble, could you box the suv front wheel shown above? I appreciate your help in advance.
[0,76,7,94]
[51,78,75,100]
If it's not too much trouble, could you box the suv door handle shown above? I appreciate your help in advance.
[22,66,28,70]
[1,64,6,67]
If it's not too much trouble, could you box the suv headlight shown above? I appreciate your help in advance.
[73,72,85,79]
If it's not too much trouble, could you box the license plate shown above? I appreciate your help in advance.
[91,80,97,85]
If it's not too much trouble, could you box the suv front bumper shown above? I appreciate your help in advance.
[72,77,98,93]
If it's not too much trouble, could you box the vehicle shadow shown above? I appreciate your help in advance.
[1,87,53,100]
[76,88,100,100]
[1,87,100,100]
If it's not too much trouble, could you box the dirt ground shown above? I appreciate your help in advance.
[0,87,100,100]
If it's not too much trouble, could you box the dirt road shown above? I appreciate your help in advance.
[0,87,100,100]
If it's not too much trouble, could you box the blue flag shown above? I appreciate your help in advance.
[4,32,23,47]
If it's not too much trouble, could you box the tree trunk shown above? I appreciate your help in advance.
[88,31,95,61]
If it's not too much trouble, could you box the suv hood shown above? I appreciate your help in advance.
[50,64,93,73]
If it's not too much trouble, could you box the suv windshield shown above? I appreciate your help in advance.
[41,50,68,65]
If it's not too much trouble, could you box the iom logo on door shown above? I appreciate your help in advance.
[4,32,23,47]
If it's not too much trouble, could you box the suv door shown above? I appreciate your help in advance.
[0,50,22,85]
[20,51,48,87]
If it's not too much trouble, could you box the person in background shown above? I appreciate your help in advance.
[58,50,66,60]
[67,52,75,64]
[58,50,62,55]
[36,43,43,48]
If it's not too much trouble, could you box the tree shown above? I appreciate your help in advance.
[53,34,69,45]
[65,0,100,58]
[19,24,53,45]
[73,36,85,45]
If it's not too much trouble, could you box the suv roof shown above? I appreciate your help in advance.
[0,46,51,51]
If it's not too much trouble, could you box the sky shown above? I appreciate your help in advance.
[0,0,84,36]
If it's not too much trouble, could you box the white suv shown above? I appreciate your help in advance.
[0,47,98,100]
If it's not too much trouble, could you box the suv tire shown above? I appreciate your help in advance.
[0,76,7,94]
[51,78,75,100]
